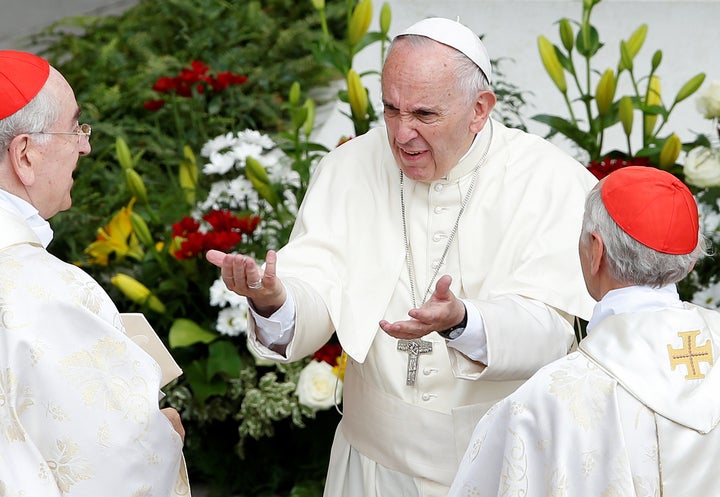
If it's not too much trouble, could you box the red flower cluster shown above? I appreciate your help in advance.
[143,60,248,111]
[587,156,651,180]
[312,342,343,366]
[171,209,260,260]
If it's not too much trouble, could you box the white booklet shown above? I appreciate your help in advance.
[121,313,183,387]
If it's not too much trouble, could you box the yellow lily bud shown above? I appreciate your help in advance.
[348,0,373,47]
[380,2,392,37]
[644,75,662,138]
[659,133,682,169]
[111,273,166,314]
[115,137,134,170]
[619,41,633,73]
[626,24,647,58]
[302,98,316,137]
[618,96,634,137]
[559,18,574,52]
[130,212,154,248]
[125,168,148,204]
[311,0,324,10]
[347,68,368,120]
[538,35,567,93]
[595,69,616,117]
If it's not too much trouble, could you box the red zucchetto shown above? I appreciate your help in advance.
[0,50,50,120]
[601,166,699,255]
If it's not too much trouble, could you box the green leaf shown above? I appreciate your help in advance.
[168,318,218,348]
[207,340,244,378]
[184,359,227,404]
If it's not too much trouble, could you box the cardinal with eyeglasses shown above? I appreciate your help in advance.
[0,51,190,496]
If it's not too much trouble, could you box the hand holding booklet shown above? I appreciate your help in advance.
[121,313,183,387]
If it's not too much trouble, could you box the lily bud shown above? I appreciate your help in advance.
[302,98,316,137]
[311,0,324,10]
[380,2,392,37]
[125,168,148,204]
[651,50,662,72]
[289,81,301,106]
[595,69,616,117]
[130,212,154,248]
[625,24,647,59]
[674,73,706,104]
[115,137,134,170]
[644,75,662,137]
[559,18,574,52]
[618,41,633,73]
[348,0,373,47]
[245,157,279,206]
[659,133,682,169]
[538,35,567,93]
[179,145,198,205]
[347,68,368,120]
[618,96,634,137]
[111,273,166,314]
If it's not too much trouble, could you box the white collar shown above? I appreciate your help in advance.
[587,284,683,334]
[0,190,54,248]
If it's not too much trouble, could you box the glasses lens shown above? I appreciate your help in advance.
[79,123,91,138]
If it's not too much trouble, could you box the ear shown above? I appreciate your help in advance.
[588,232,605,276]
[469,90,496,134]
[7,134,36,186]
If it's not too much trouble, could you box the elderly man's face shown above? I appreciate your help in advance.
[28,68,91,219]
[381,39,491,183]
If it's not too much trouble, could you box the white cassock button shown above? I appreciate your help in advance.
[434,183,444,192]
[432,233,445,242]
[434,206,445,214]
[422,393,431,401]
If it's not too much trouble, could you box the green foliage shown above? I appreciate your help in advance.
[28,0,346,263]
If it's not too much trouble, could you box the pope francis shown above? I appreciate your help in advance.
[207,17,598,497]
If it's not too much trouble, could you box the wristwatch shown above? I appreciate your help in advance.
[438,306,468,340]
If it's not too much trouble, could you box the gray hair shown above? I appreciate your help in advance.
[0,84,58,150]
[387,34,491,104]
[581,184,708,287]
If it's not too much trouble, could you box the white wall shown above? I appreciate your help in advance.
[318,0,720,161]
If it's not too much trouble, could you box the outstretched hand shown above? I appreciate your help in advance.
[205,249,286,317]
[379,275,466,339]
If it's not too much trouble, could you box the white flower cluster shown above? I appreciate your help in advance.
[197,129,301,219]
[209,278,249,336]
[695,80,720,120]
[684,81,720,188]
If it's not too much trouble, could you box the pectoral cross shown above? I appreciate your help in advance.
[397,338,433,386]
[667,330,714,380]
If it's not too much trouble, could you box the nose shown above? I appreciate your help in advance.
[78,138,91,156]
[393,114,419,143]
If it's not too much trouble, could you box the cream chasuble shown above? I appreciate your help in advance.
[0,207,189,496]
[246,120,597,496]
[449,300,720,497]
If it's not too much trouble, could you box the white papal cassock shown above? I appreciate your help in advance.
[0,202,189,496]
[449,285,720,497]
[247,120,598,496]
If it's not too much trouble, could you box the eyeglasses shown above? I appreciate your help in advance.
[31,123,92,141]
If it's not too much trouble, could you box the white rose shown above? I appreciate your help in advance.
[695,80,720,120]
[295,360,342,410]
[684,146,720,188]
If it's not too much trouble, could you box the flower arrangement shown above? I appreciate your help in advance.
[536,0,707,179]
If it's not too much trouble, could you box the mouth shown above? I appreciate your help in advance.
[399,146,427,161]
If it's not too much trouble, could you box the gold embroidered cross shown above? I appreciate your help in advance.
[397,338,433,386]
[667,330,714,380]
